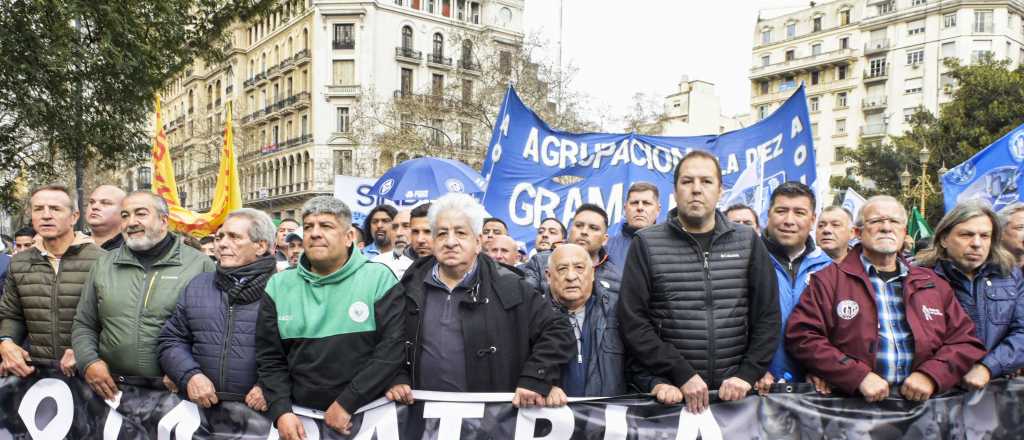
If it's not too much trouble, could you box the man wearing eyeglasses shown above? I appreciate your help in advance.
[786,195,985,403]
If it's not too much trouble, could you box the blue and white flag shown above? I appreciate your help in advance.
[481,85,818,249]
[841,188,867,223]
[941,123,1024,212]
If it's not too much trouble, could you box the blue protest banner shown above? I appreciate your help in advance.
[941,123,1024,212]
[481,85,818,249]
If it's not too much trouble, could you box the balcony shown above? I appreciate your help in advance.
[255,134,313,157]
[750,48,857,80]
[427,53,453,68]
[861,123,888,138]
[864,39,890,55]
[267,64,281,79]
[279,57,295,73]
[458,59,481,72]
[291,91,311,109]
[861,96,887,111]
[294,49,311,65]
[863,66,889,83]
[254,71,268,85]
[326,84,361,97]
[333,39,354,50]
[243,77,256,89]
[395,46,423,63]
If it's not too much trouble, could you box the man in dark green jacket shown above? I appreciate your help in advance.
[0,184,104,377]
[72,192,214,398]
[257,196,402,440]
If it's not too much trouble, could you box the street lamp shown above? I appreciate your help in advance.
[900,146,936,217]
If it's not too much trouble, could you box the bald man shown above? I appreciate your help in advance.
[546,244,626,397]
[485,235,519,266]
[86,185,127,250]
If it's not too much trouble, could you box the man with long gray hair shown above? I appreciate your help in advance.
[917,200,1024,388]
[158,208,278,412]
[257,196,402,440]
[73,191,216,399]
[998,202,1024,268]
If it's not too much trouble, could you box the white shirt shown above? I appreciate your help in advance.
[372,250,414,279]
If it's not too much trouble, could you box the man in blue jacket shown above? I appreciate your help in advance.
[759,182,832,392]
[917,201,1024,388]
[606,182,661,267]
[158,208,278,411]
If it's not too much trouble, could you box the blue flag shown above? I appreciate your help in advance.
[941,123,1024,212]
[481,85,818,249]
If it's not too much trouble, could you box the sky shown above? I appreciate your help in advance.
[522,0,806,131]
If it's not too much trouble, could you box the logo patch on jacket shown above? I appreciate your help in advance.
[921,305,943,321]
[349,301,370,323]
[720,253,740,259]
[837,300,859,320]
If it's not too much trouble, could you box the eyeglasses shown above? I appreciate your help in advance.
[862,216,906,227]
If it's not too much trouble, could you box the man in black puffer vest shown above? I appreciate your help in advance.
[619,150,780,414]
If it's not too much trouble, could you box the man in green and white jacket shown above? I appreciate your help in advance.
[256,196,403,440]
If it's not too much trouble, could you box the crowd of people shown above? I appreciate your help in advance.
[0,150,1021,439]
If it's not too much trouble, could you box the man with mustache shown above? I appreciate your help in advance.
[607,182,661,267]
[0,185,104,378]
[917,201,1024,389]
[408,203,433,258]
[786,196,985,402]
[522,204,621,298]
[816,206,855,262]
[86,185,127,250]
[619,150,780,414]
[273,219,299,266]
[532,217,565,256]
[756,182,833,394]
[482,217,509,248]
[361,205,397,258]
[72,191,215,399]
[373,209,414,278]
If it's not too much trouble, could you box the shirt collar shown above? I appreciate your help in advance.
[860,253,908,279]
[428,261,478,291]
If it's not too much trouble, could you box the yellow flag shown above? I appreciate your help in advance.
[150,95,181,206]
[151,98,243,237]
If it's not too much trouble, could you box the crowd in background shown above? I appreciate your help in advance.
[0,150,1021,439]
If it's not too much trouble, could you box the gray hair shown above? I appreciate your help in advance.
[915,200,1017,274]
[428,193,488,235]
[855,195,906,227]
[225,208,276,245]
[301,196,352,226]
[997,202,1024,228]
[128,191,169,217]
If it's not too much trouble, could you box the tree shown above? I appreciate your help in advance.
[834,56,1024,224]
[622,92,665,134]
[0,0,275,215]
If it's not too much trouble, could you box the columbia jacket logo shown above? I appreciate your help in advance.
[921,305,943,321]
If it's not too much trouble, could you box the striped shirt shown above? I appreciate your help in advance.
[861,255,915,384]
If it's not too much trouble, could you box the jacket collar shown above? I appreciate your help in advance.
[297,244,366,286]
[665,208,735,243]
[404,253,522,309]
[839,245,933,289]
[619,222,640,238]
[763,234,819,265]
[933,259,1002,284]
[32,231,93,257]
[112,233,184,269]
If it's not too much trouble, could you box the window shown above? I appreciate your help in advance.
[760,81,769,94]
[400,68,413,95]
[877,1,895,15]
[836,91,848,108]
[333,24,354,48]
[912,0,926,5]
[868,58,886,76]
[809,96,820,112]
[460,122,472,147]
[813,16,822,32]
[301,114,308,136]
[974,10,994,33]
[431,73,444,96]
[780,75,796,92]
[944,13,957,28]
[499,6,512,26]
[837,65,848,80]
[462,79,473,102]
[758,105,769,120]
[401,25,413,50]
[972,39,993,63]
[430,119,443,145]
[811,70,820,85]
[433,33,444,58]
[427,0,435,13]
[907,49,924,65]
[839,36,849,49]
[904,77,923,94]
[334,150,353,176]
[811,43,822,55]
[907,19,925,36]
[785,49,795,61]
[786,22,796,39]
[332,60,354,85]
[839,9,850,26]
[761,55,770,66]
[810,122,819,138]
[942,42,957,59]
[761,29,772,44]
[461,40,474,65]
[499,50,512,74]
[903,107,917,122]
[336,107,350,132]
[400,113,413,132]
[835,118,846,135]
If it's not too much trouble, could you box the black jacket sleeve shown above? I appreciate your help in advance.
[255,295,293,426]
[617,236,697,388]
[734,232,781,385]
[517,283,574,395]
[335,285,406,412]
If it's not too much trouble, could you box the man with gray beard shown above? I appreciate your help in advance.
[73,192,215,399]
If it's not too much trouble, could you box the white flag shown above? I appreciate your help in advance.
[841,188,867,223]
[720,157,764,214]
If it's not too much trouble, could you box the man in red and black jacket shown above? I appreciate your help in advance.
[786,196,985,402]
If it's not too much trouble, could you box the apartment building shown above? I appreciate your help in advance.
[750,0,1024,182]
[146,0,524,219]
[642,76,748,136]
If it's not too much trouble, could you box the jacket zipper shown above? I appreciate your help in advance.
[142,271,159,308]
[136,271,159,367]
[702,250,716,387]
[51,258,63,361]
[219,304,236,391]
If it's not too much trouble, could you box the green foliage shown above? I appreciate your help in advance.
[838,56,1024,224]
[0,0,275,213]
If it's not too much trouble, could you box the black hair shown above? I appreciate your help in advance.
[351,225,365,243]
[14,227,35,239]
[539,217,567,238]
[362,205,398,236]
[410,203,431,220]
[672,150,722,186]
[483,217,508,230]
[278,218,300,228]
[724,204,759,228]
[574,203,609,228]
[769,181,816,211]
[199,235,216,245]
